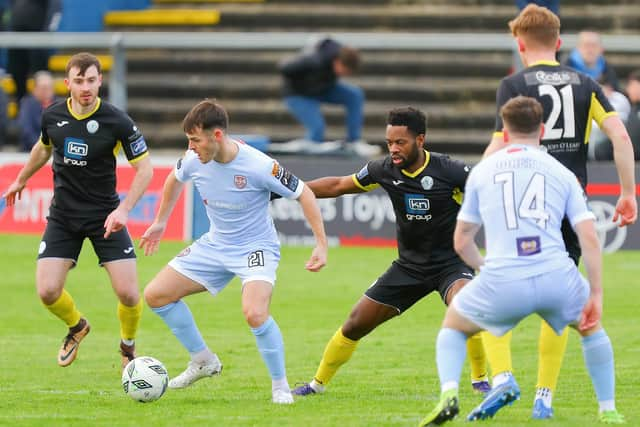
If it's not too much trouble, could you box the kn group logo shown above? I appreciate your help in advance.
[404,194,430,214]
[404,194,432,221]
[64,138,88,159]
[0,197,6,218]
[64,137,88,166]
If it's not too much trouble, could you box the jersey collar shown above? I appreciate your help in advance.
[66,97,102,120]
[401,150,430,177]
[528,60,560,68]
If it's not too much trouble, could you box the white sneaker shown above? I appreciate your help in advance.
[346,141,381,157]
[272,388,294,404]
[168,355,223,389]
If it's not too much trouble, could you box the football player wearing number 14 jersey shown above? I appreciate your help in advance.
[481,4,637,421]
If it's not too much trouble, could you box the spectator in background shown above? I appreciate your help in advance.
[279,37,378,157]
[17,70,56,151]
[564,31,619,91]
[624,70,640,161]
[7,0,62,102]
[515,0,559,15]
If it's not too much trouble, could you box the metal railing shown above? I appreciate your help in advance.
[1,31,639,111]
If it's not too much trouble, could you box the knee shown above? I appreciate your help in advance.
[342,313,367,341]
[118,291,140,307]
[143,283,166,309]
[37,285,62,306]
[243,306,269,328]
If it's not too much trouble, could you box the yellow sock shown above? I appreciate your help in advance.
[536,321,568,391]
[467,332,488,381]
[313,327,359,386]
[118,299,143,341]
[44,289,81,327]
[483,330,513,377]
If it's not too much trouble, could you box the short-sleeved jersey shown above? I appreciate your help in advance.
[494,61,616,187]
[353,151,469,275]
[40,98,149,217]
[175,141,304,246]
[459,144,595,279]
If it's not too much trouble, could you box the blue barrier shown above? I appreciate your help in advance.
[58,0,150,32]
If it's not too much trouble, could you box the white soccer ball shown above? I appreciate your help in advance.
[122,356,169,403]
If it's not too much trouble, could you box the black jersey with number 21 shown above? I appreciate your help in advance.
[494,62,616,187]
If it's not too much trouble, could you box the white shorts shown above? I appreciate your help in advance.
[168,233,280,296]
[452,262,589,337]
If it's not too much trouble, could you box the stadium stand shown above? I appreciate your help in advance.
[3,0,640,155]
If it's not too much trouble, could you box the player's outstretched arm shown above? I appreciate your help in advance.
[306,175,365,198]
[453,220,483,270]
[601,115,638,227]
[574,219,603,331]
[297,184,328,272]
[104,155,153,238]
[2,142,52,206]
[139,171,185,256]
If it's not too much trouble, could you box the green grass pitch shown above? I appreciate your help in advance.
[0,233,638,426]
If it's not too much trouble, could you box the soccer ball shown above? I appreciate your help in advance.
[122,356,169,403]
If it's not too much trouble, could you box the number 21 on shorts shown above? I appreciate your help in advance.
[248,250,265,268]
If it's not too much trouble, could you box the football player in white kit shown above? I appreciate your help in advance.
[140,99,328,404]
[419,96,625,425]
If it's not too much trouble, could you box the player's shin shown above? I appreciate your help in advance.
[45,289,82,327]
[581,329,617,413]
[251,316,289,389]
[151,300,210,356]
[467,332,488,387]
[535,322,568,410]
[312,327,359,392]
[437,328,468,394]
[483,330,513,386]
[118,299,143,344]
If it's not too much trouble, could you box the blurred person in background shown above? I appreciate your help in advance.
[17,70,57,151]
[624,70,640,161]
[515,0,559,15]
[7,0,61,102]
[564,31,619,91]
[279,37,378,157]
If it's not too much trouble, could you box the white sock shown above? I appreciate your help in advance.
[121,339,134,346]
[535,387,553,407]
[310,379,325,393]
[441,381,459,393]
[272,377,290,392]
[492,372,513,387]
[191,348,215,365]
[599,400,616,412]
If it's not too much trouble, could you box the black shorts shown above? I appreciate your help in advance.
[561,217,580,266]
[364,261,474,313]
[38,214,136,265]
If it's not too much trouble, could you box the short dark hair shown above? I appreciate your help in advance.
[66,52,101,77]
[629,69,640,83]
[338,46,360,72]
[500,96,543,134]
[182,99,229,133]
[387,107,426,137]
